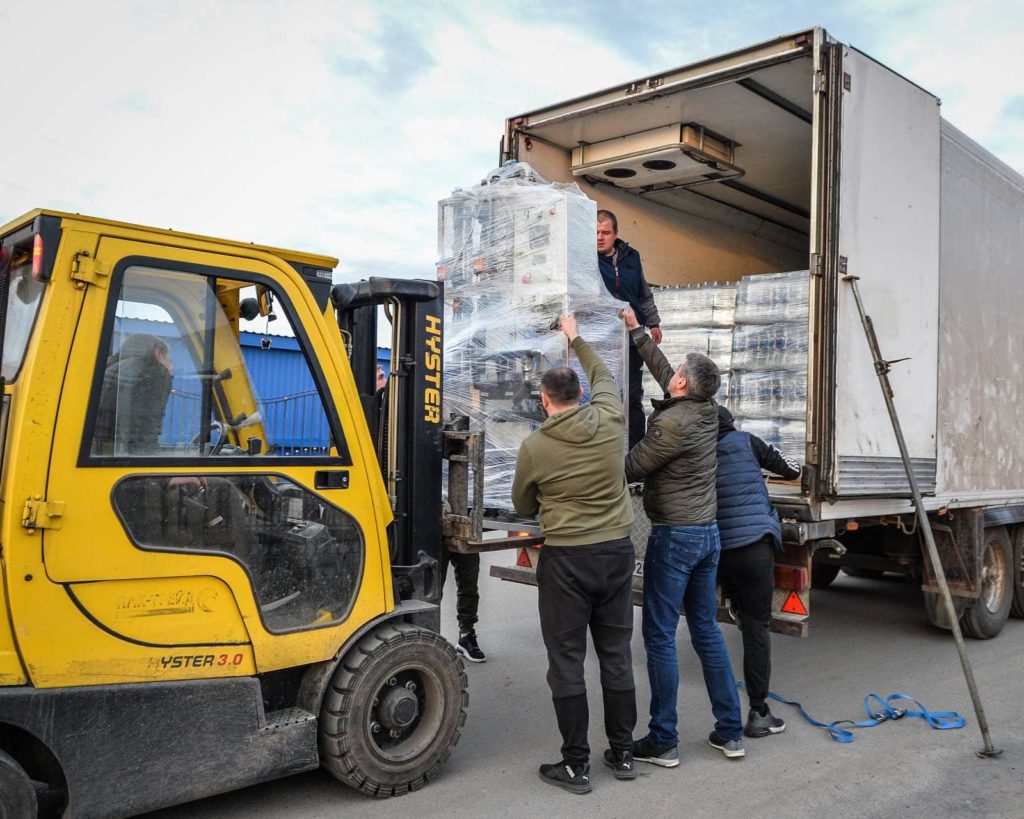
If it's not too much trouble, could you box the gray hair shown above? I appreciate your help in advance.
[680,353,720,399]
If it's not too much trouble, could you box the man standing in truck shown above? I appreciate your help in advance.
[596,210,662,449]
[620,306,745,766]
[512,313,637,794]
[715,405,801,738]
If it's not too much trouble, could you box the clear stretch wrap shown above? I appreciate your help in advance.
[641,282,736,410]
[438,162,626,514]
[727,270,810,460]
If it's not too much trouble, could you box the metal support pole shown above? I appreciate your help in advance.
[843,274,1000,758]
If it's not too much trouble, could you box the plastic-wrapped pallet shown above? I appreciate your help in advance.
[727,270,809,461]
[438,161,626,513]
[641,282,736,410]
[730,322,808,371]
[733,270,809,323]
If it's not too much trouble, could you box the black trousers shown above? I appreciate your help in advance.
[716,535,775,708]
[628,339,646,451]
[537,538,637,763]
[441,548,480,634]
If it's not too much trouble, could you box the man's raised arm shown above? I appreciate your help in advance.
[556,312,620,411]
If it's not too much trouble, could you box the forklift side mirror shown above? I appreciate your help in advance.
[257,286,277,320]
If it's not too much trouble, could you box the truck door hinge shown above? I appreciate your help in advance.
[21,499,65,531]
[813,70,827,95]
[71,251,111,288]
[810,253,824,276]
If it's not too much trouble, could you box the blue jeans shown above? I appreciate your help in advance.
[641,522,743,746]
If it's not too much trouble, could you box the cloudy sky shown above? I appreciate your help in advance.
[2,1,1022,284]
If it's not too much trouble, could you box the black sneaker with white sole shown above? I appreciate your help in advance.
[602,748,637,780]
[631,735,679,768]
[744,707,786,738]
[539,760,592,794]
[708,730,746,758]
[457,631,486,663]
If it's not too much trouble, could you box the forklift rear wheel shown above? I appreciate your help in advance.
[319,621,468,798]
[0,749,37,819]
[1011,525,1024,619]
[960,526,1013,639]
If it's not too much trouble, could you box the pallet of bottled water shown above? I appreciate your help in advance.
[733,270,809,324]
[655,281,737,328]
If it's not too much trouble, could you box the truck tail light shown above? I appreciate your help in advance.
[774,564,809,592]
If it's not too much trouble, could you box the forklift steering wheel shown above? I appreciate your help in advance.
[189,421,226,455]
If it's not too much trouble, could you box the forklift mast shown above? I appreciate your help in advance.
[332,278,445,606]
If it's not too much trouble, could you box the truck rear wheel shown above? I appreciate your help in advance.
[811,561,840,589]
[960,526,1013,639]
[1011,525,1024,619]
[0,749,37,818]
[319,621,468,797]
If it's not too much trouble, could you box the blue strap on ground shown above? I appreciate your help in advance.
[737,682,965,743]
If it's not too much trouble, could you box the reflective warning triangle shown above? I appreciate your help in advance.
[516,548,533,568]
[781,591,808,616]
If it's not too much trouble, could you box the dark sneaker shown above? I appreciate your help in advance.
[708,731,746,759]
[457,631,486,663]
[631,735,679,768]
[745,707,786,738]
[538,760,592,794]
[602,748,637,780]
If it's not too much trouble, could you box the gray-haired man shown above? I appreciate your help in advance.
[619,306,745,767]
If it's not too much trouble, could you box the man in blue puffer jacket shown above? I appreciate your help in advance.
[715,405,801,738]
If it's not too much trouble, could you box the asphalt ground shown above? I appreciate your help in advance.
[146,553,1024,819]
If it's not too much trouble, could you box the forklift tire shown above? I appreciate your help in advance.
[1011,525,1024,619]
[0,749,37,819]
[960,526,1013,640]
[319,621,468,798]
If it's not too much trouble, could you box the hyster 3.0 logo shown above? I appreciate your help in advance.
[156,653,244,670]
[424,313,442,424]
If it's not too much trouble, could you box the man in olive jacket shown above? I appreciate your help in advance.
[620,307,745,767]
[512,313,637,794]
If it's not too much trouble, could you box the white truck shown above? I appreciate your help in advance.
[484,27,1024,639]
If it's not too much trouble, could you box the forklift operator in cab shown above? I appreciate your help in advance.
[93,333,173,456]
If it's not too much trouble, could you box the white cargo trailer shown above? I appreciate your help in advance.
[485,27,1024,639]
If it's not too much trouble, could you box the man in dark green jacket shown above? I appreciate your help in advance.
[620,307,745,767]
[512,313,637,794]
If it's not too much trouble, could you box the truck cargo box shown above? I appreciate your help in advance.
[500,27,1024,521]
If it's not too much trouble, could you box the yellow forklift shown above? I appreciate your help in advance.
[0,210,468,817]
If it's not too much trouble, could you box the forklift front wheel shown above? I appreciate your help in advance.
[0,749,37,817]
[319,621,468,797]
